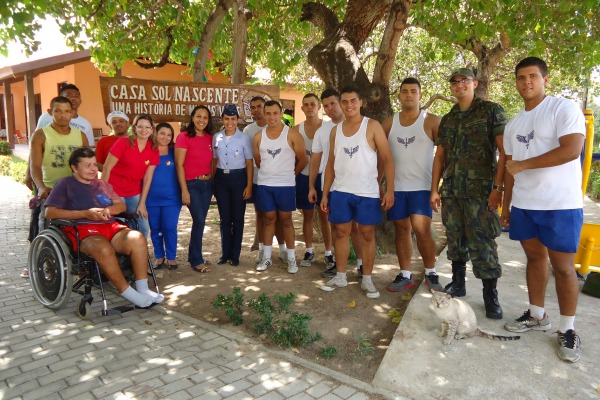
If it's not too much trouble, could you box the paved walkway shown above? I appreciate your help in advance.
[0,176,399,400]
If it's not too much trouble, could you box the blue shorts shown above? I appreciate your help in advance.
[255,185,296,212]
[295,174,314,210]
[387,190,432,220]
[509,207,583,253]
[329,191,382,226]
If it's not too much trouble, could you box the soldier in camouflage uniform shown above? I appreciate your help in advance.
[430,68,507,320]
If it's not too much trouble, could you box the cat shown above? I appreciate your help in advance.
[431,291,520,345]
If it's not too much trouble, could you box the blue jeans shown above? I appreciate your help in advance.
[186,179,213,267]
[147,204,182,260]
[121,194,150,238]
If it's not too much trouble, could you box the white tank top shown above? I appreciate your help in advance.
[299,122,312,176]
[389,110,433,191]
[333,117,379,198]
[257,125,296,187]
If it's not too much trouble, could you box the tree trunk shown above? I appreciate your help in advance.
[465,31,511,100]
[193,0,235,82]
[231,0,248,84]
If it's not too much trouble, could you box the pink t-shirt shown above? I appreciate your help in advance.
[108,137,159,196]
[175,131,213,180]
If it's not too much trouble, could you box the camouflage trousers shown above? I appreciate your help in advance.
[441,196,502,279]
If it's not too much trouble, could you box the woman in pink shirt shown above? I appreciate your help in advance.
[175,105,214,272]
[102,113,159,238]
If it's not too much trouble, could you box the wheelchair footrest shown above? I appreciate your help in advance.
[103,305,135,315]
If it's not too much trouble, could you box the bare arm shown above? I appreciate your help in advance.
[45,197,126,221]
[320,128,336,213]
[289,128,307,175]
[243,159,253,200]
[29,130,49,198]
[500,155,514,228]
[81,132,90,147]
[253,133,262,169]
[425,113,441,143]
[308,152,322,203]
[488,135,505,210]
[136,165,156,218]
[430,145,445,213]
[100,153,119,183]
[175,148,190,205]
[370,120,395,210]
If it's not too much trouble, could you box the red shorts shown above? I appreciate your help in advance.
[62,221,128,251]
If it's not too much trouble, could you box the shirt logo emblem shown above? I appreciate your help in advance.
[397,136,416,148]
[166,160,171,166]
[516,130,534,149]
[145,160,150,165]
[344,145,359,158]
[267,148,282,158]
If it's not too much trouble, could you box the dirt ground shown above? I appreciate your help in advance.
[153,203,446,382]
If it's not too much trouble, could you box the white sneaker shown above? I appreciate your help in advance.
[255,250,264,264]
[257,259,271,272]
[320,275,348,292]
[361,279,380,299]
[279,252,288,263]
[287,258,298,274]
[300,251,314,267]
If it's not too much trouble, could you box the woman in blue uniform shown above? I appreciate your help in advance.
[212,104,254,266]
[147,122,182,269]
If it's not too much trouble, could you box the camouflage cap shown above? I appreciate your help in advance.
[449,68,475,82]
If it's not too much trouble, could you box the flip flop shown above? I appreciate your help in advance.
[168,263,178,270]
[192,265,211,273]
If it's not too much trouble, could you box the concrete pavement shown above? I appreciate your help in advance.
[373,197,600,399]
[0,176,398,400]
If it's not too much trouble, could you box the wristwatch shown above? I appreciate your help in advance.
[493,184,504,192]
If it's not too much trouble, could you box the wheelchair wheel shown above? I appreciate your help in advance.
[28,228,73,310]
[76,299,91,319]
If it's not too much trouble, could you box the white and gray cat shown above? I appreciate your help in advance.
[431,291,520,345]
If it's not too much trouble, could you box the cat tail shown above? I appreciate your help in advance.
[476,329,520,341]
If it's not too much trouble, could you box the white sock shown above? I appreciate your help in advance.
[259,242,264,251]
[425,268,436,275]
[135,279,164,303]
[357,259,363,267]
[529,304,545,320]
[306,247,314,254]
[401,270,411,279]
[363,274,373,284]
[336,271,347,280]
[263,245,272,260]
[559,315,575,333]
[121,286,153,308]
[287,248,295,260]
[279,243,287,253]
[325,250,332,256]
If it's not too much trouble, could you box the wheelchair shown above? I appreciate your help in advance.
[28,214,160,319]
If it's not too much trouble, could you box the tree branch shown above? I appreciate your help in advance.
[372,0,411,85]
[133,4,184,69]
[343,0,392,49]
[421,93,457,109]
[300,2,339,38]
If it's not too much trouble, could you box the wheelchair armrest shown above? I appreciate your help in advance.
[47,219,78,227]
[114,212,137,220]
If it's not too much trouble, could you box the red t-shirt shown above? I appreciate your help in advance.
[175,131,213,180]
[95,135,119,164]
[108,137,159,196]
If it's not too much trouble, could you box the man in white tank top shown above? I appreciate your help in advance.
[320,87,395,299]
[294,94,324,267]
[309,89,364,279]
[381,78,443,293]
[253,100,307,274]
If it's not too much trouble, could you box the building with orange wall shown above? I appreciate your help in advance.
[0,50,307,147]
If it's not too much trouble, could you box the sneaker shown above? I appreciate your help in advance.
[504,310,552,333]
[256,259,272,272]
[320,275,348,292]
[387,273,415,292]
[300,252,314,267]
[322,264,337,278]
[325,254,335,269]
[255,250,264,264]
[557,329,581,363]
[424,272,444,291]
[279,252,288,263]
[287,258,298,274]
[361,279,380,299]
[356,265,363,280]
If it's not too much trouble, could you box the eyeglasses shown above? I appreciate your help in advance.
[136,125,153,131]
[450,78,473,86]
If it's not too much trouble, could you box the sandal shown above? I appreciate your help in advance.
[153,260,165,270]
[192,265,211,273]
[168,263,178,270]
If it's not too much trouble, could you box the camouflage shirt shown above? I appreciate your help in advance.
[437,97,507,198]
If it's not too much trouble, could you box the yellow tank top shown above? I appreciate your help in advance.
[41,125,83,188]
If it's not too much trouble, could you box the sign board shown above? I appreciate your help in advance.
[99,77,279,125]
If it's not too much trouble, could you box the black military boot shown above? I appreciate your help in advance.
[444,261,466,297]
[482,278,503,319]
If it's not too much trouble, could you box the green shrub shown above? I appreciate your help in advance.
[0,156,10,175]
[0,155,28,185]
[212,287,245,326]
[587,160,600,199]
[320,345,338,359]
[0,141,11,156]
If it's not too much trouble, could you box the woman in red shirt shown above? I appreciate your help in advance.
[102,113,159,238]
[175,105,214,272]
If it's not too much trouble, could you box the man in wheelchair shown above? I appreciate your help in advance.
[44,147,164,308]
